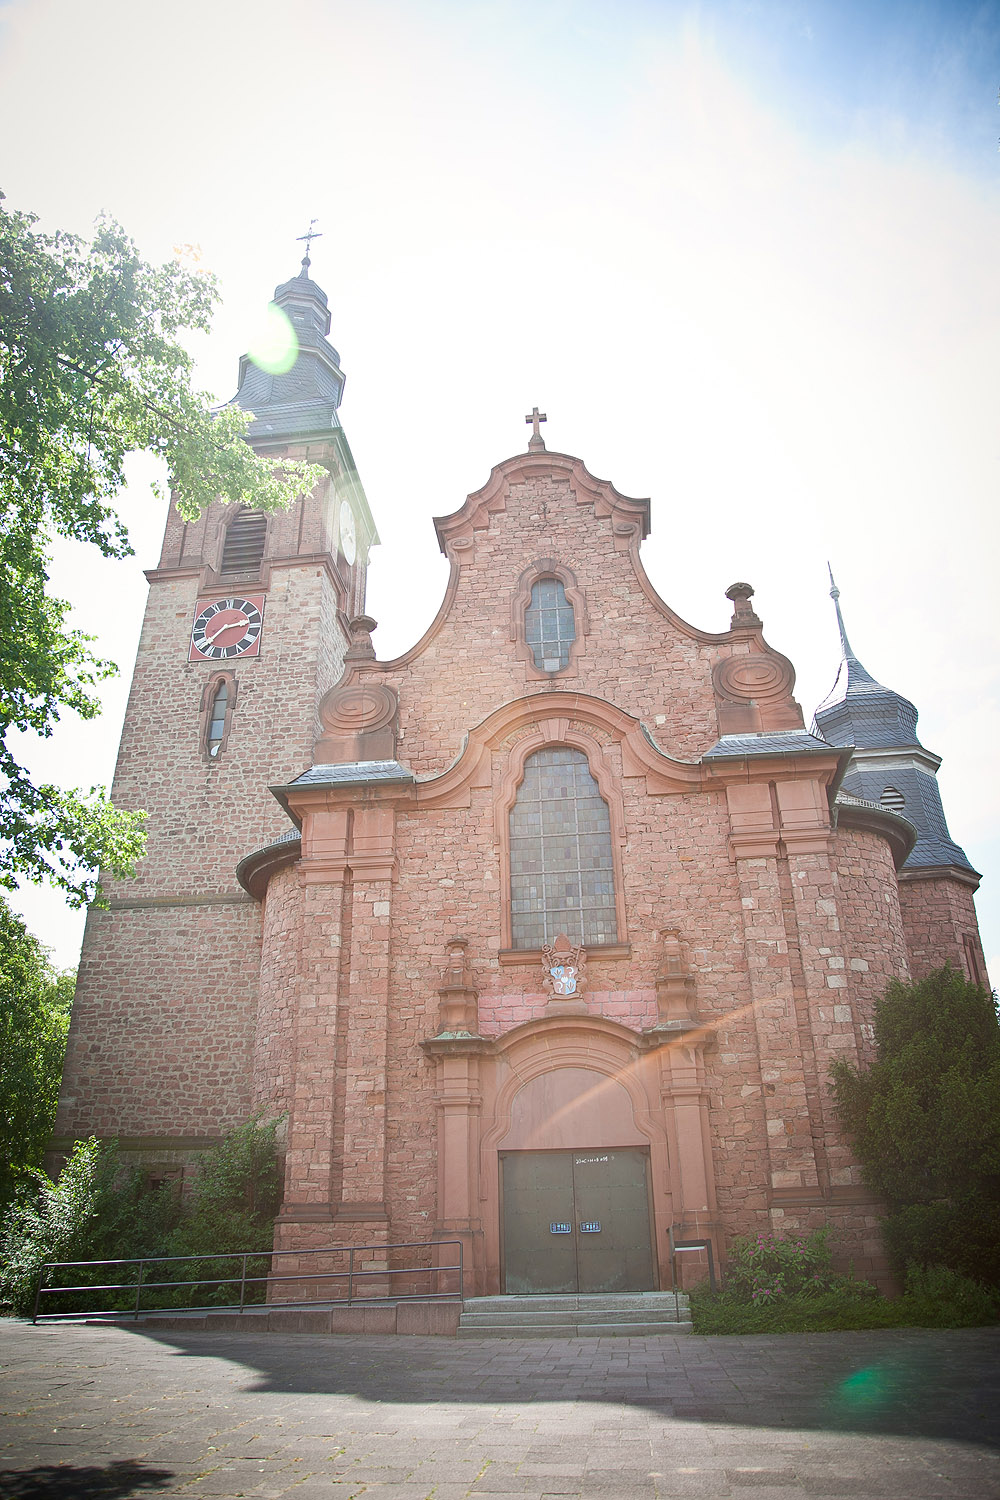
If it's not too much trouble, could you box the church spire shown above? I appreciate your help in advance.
[813,569,916,742]
[828,564,855,661]
[230,243,346,444]
[812,568,975,875]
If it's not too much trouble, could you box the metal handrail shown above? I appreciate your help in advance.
[32,1237,464,1323]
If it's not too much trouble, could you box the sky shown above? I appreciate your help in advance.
[1,0,998,982]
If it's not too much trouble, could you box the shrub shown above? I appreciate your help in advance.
[0,1138,179,1317]
[721,1227,878,1306]
[165,1115,282,1307]
[901,1263,1000,1329]
[0,1116,281,1318]
[831,966,1000,1287]
[688,1230,1000,1336]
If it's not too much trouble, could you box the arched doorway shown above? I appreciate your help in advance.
[497,1064,657,1294]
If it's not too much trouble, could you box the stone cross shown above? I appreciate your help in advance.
[525,406,547,452]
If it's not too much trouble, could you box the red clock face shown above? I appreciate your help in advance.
[189,595,266,661]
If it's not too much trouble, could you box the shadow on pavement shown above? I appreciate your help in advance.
[132,1325,1000,1450]
[0,1460,174,1498]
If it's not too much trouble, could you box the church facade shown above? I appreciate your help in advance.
[54,260,988,1296]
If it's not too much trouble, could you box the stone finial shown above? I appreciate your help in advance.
[541,933,587,1008]
[436,936,479,1035]
[345,614,377,662]
[654,927,699,1026]
[725,582,762,632]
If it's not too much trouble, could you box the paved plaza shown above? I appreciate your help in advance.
[0,1320,998,1499]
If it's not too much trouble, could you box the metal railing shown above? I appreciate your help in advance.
[32,1238,464,1323]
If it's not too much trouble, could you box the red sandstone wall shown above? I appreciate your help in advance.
[379,466,735,773]
[899,874,988,983]
[57,462,352,1158]
[55,902,261,1145]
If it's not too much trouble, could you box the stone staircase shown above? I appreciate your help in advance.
[457,1291,692,1338]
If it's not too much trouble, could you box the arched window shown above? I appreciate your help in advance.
[221,508,267,574]
[524,577,576,673]
[509,747,617,949]
[206,680,229,758]
[880,786,905,812]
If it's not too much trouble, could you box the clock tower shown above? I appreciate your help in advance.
[52,256,378,1170]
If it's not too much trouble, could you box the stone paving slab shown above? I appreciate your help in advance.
[0,1321,997,1499]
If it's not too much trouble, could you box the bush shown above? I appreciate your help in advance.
[165,1116,282,1308]
[831,966,1000,1287]
[688,1228,1000,1335]
[0,1116,281,1318]
[0,1138,180,1317]
[690,1285,905,1335]
[901,1263,1000,1329]
[721,1226,877,1306]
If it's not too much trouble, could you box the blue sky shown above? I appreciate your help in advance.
[1,0,998,979]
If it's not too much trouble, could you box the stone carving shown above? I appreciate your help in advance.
[313,679,399,764]
[345,614,377,661]
[713,585,803,733]
[713,653,793,703]
[542,934,587,1001]
[435,936,479,1036]
[653,927,699,1028]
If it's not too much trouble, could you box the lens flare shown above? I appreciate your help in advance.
[837,1366,891,1406]
[247,301,298,375]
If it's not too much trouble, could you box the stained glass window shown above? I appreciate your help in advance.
[525,577,575,672]
[509,747,617,949]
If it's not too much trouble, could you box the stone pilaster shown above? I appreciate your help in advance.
[727,783,822,1201]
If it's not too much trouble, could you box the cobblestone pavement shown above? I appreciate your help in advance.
[0,1321,998,1499]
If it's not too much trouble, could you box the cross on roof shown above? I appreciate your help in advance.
[296,219,322,270]
[525,406,547,452]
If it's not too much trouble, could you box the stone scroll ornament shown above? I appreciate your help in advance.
[542,934,587,999]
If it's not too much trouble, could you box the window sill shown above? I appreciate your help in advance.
[498,943,631,966]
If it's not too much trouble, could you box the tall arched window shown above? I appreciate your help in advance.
[509,747,617,949]
[221,508,267,574]
[524,577,575,673]
[206,680,229,758]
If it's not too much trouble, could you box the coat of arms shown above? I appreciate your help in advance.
[542,935,587,1000]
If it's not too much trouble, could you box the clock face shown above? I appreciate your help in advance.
[189,596,265,661]
[339,501,357,566]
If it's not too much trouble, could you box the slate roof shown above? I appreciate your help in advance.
[226,260,346,442]
[287,760,415,787]
[811,577,975,874]
[812,581,920,749]
[702,731,838,759]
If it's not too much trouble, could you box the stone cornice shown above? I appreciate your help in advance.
[834,797,917,870]
[897,863,982,889]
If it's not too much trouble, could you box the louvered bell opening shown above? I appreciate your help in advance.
[220,510,267,574]
[880,786,906,811]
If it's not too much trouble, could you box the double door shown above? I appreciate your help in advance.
[500,1147,655,1294]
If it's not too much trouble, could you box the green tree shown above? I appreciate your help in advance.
[0,896,74,1212]
[832,966,1000,1286]
[0,196,321,905]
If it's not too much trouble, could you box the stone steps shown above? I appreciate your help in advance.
[457,1291,692,1339]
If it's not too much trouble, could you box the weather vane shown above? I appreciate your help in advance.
[296,219,322,269]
